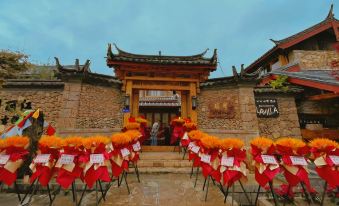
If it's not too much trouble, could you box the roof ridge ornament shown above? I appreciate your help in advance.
[211,49,217,64]
[269,39,280,45]
[107,43,114,60]
[326,4,334,20]
[54,57,62,71]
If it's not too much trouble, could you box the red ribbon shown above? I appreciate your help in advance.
[56,146,84,189]
[170,123,185,144]
[251,144,280,187]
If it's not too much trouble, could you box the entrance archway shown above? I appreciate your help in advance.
[106,44,217,127]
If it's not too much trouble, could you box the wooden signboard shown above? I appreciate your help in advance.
[208,101,235,119]
[255,98,279,118]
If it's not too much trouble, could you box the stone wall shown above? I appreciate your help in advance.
[198,85,259,144]
[0,88,63,127]
[76,83,124,129]
[257,94,301,139]
[198,86,242,130]
[289,50,339,70]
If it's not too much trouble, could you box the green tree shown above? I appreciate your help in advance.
[269,75,289,91]
[0,50,33,79]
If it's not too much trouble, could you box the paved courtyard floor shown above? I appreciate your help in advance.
[0,173,337,206]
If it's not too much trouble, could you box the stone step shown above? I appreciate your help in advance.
[140,151,186,160]
[136,167,192,174]
[142,145,180,152]
[137,159,192,167]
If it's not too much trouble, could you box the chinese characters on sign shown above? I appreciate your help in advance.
[208,100,235,119]
[221,155,234,167]
[34,154,51,163]
[59,154,75,165]
[255,98,279,118]
[290,156,308,166]
[90,154,104,164]
[261,155,278,164]
[0,98,32,126]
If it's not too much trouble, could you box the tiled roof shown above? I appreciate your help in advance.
[254,85,304,94]
[271,69,339,86]
[271,4,338,45]
[107,44,217,66]
[2,79,64,88]
[54,57,121,85]
[245,4,338,73]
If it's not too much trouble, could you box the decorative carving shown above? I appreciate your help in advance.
[208,100,235,119]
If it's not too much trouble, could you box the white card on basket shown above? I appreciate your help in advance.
[0,154,10,165]
[183,132,188,140]
[34,154,51,163]
[221,155,234,167]
[191,145,200,154]
[188,142,196,150]
[90,154,104,164]
[261,155,278,164]
[121,148,130,157]
[290,156,308,166]
[59,154,75,165]
[329,155,339,165]
[201,154,211,164]
[132,141,141,151]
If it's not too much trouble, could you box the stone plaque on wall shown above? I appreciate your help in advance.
[208,101,235,119]
[255,98,279,118]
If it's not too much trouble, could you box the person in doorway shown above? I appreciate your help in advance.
[150,121,160,145]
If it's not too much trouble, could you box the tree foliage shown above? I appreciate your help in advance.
[269,75,289,91]
[0,50,33,79]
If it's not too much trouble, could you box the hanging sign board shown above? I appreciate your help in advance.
[255,98,279,118]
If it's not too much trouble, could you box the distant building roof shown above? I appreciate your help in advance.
[245,4,339,73]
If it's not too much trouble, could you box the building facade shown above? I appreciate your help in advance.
[1,7,338,143]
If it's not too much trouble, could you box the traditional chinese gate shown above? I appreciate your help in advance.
[106,44,217,125]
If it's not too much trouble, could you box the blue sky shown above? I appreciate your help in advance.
[0,0,336,77]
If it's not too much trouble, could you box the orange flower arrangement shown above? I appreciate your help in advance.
[5,136,29,148]
[220,138,244,150]
[125,122,140,130]
[124,130,142,141]
[135,117,148,123]
[184,122,197,130]
[275,137,306,151]
[63,136,84,147]
[82,136,110,149]
[188,130,207,141]
[0,139,7,149]
[172,118,185,124]
[200,135,221,149]
[309,138,338,149]
[250,137,274,151]
[111,133,131,146]
[39,135,64,148]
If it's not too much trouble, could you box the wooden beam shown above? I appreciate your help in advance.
[307,93,339,100]
[132,84,191,91]
[125,76,199,82]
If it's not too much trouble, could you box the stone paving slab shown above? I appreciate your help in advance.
[0,173,337,206]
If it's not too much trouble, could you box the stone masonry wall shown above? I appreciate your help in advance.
[76,83,124,129]
[289,50,339,70]
[56,82,81,129]
[198,86,242,130]
[257,95,301,139]
[0,88,63,127]
[198,85,260,144]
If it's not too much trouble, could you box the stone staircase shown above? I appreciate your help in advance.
[135,146,193,173]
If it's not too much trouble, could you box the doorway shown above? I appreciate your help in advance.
[138,90,181,145]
